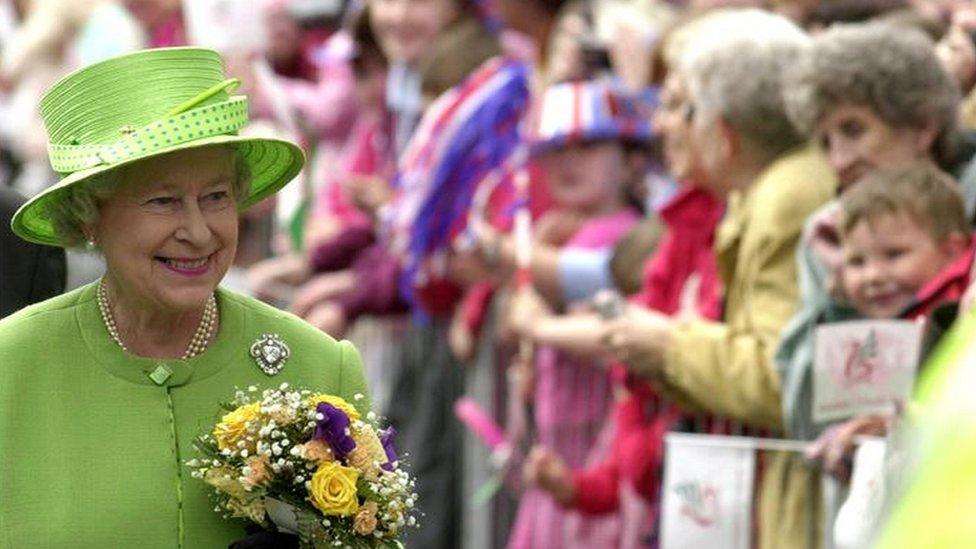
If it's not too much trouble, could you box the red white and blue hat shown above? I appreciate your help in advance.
[529,79,653,156]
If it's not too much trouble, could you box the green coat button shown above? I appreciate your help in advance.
[148,364,172,385]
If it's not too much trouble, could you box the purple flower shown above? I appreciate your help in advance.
[379,427,398,471]
[313,403,356,461]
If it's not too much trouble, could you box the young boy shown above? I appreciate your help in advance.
[806,161,975,478]
[838,161,972,321]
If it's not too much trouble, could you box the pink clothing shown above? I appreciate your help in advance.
[252,32,358,142]
[147,12,186,48]
[312,111,395,229]
[564,210,642,249]
[547,187,725,548]
[305,111,394,273]
[508,209,639,549]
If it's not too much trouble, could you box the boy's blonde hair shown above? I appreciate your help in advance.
[840,161,969,242]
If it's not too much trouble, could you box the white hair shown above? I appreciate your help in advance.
[678,9,810,157]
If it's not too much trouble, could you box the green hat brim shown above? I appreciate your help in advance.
[11,134,305,246]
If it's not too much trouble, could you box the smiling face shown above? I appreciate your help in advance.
[369,0,459,65]
[92,146,240,314]
[841,211,958,318]
[815,104,936,190]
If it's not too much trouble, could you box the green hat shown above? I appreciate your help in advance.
[12,47,306,246]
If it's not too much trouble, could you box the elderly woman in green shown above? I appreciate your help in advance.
[0,48,371,548]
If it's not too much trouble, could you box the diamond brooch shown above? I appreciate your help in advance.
[250,333,290,375]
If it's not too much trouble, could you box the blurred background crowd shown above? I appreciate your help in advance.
[5,0,976,547]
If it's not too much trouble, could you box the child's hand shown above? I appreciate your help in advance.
[449,308,476,363]
[507,287,552,339]
[524,446,576,505]
[344,174,392,215]
[305,301,348,339]
[303,214,343,251]
[291,271,355,318]
[447,248,494,287]
[534,210,585,246]
[247,254,310,300]
[511,354,536,404]
[805,415,889,482]
[468,220,511,270]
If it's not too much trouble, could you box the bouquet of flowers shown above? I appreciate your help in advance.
[188,384,417,548]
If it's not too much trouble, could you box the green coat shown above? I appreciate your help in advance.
[0,283,372,548]
[657,144,836,548]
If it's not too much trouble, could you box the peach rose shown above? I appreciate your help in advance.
[301,439,336,464]
[242,455,271,489]
[354,501,379,536]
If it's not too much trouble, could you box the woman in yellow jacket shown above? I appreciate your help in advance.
[603,10,836,549]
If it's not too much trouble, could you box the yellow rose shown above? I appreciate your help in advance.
[307,394,361,422]
[309,461,360,516]
[213,403,261,451]
[204,466,248,500]
[354,501,379,536]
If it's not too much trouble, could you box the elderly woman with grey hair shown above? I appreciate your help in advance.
[775,22,976,490]
[784,22,974,202]
[0,48,373,548]
[599,9,836,549]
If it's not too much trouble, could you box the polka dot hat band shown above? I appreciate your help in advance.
[47,79,249,173]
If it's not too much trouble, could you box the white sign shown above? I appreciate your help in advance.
[813,320,923,423]
[661,434,756,549]
[183,0,268,55]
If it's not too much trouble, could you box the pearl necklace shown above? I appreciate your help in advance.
[96,278,218,360]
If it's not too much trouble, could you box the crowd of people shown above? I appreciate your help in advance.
[5,0,976,547]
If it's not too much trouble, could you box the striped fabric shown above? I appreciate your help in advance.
[529,79,653,156]
[508,210,641,549]
[382,57,532,310]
